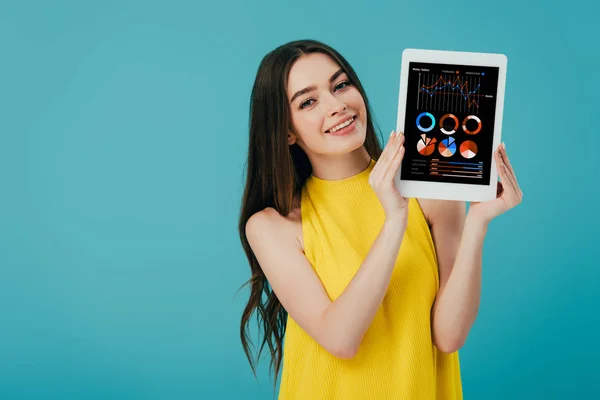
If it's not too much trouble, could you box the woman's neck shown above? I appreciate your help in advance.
[309,147,372,181]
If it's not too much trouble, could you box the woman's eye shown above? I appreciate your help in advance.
[300,99,315,109]
[335,81,350,90]
[299,81,351,109]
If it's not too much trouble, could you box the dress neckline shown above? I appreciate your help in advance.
[308,158,375,186]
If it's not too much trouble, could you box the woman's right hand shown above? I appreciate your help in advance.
[368,130,409,221]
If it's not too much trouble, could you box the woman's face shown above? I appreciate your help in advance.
[286,53,367,156]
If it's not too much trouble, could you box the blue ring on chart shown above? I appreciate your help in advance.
[416,112,435,132]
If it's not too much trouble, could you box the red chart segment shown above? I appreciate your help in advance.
[417,134,437,156]
[460,140,478,159]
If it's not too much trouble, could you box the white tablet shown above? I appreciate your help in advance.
[394,49,507,202]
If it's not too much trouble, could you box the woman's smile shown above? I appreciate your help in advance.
[325,115,358,136]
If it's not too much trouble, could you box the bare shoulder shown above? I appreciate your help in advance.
[416,198,466,228]
[243,201,350,358]
[246,204,304,252]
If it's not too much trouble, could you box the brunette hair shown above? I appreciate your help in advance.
[237,39,383,389]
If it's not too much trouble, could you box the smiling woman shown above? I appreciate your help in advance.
[238,39,467,400]
[285,51,372,173]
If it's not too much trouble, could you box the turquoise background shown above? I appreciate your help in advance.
[1,0,598,398]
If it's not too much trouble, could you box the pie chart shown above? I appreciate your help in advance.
[439,137,457,157]
[417,134,437,156]
[460,140,478,159]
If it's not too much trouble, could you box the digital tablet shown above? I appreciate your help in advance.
[394,49,507,202]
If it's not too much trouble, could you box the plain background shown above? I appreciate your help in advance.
[1,0,598,398]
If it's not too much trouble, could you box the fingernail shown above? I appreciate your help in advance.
[390,130,395,138]
[396,130,401,138]
[502,142,506,150]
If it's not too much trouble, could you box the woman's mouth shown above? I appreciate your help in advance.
[325,116,357,136]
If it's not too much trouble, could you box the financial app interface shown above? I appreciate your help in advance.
[401,62,499,186]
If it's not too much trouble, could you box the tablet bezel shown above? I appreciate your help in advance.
[394,48,507,202]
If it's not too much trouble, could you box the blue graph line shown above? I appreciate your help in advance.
[420,82,480,100]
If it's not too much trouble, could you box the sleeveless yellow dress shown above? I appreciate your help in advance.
[277,158,463,399]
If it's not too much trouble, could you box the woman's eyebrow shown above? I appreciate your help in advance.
[290,68,345,103]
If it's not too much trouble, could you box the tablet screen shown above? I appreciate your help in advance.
[401,62,499,186]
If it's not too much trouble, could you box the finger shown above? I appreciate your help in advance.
[499,143,522,196]
[382,129,397,152]
[383,137,405,183]
[495,150,519,204]
[374,130,397,174]
[375,130,403,176]
[383,145,404,186]
[496,181,504,198]
[500,164,520,205]
[497,148,520,199]
[380,132,404,174]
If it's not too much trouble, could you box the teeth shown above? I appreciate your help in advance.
[329,117,354,133]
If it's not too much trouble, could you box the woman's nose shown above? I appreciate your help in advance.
[325,93,347,115]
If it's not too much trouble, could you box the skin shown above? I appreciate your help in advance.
[286,52,373,182]
[246,52,523,357]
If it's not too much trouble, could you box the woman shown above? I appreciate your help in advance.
[238,39,522,399]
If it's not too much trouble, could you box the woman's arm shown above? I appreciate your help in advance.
[246,130,409,359]
[246,209,407,359]
[320,214,407,357]
[428,143,523,353]
[426,200,485,353]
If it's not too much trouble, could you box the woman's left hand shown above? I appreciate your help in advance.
[468,142,523,224]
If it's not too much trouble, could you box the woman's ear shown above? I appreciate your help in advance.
[287,131,297,145]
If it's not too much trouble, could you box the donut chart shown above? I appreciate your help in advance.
[460,140,478,159]
[416,112,435,132]
[462,115,482,135]
[439,137,457,157]
[439,114,459,135]
[417,134,437,156]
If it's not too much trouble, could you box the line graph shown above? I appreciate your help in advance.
[417,74,483,114]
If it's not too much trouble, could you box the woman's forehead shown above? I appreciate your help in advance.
[287,54,344,95]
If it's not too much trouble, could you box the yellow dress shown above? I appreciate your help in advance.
[277,158,463,399]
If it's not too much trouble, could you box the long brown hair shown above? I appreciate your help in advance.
[237,39,384,389]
